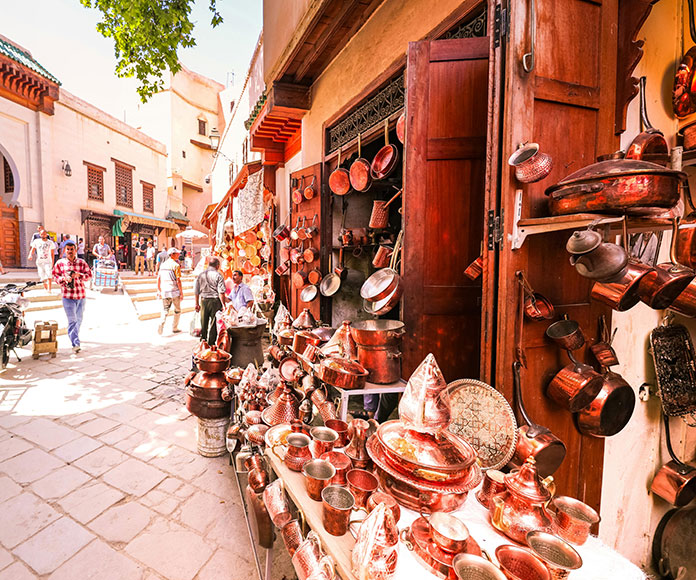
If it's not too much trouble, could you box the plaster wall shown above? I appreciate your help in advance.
[598,0,696,570]
[301,0,465,165]
[50,91,167,235]
[263,0,312,86]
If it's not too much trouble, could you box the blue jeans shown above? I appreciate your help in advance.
[62,298,85,346]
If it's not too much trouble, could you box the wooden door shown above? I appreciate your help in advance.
[0,200,20,267]
[289,164,322,321]
[494,0,619,511]
[402,35,490,381]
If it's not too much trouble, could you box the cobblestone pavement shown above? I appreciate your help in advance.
[0,287,294,579]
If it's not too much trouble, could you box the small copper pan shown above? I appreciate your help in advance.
[329,148,351,196]
[349,133,372,192]
[547,353,604,413]
[304,176,316,200]
[651,414,696,507]
[545,319,585,351]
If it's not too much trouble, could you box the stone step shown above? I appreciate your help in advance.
[26,293,62,303]
[138,306,195,321]
[125,284,194,296]
[122,275,196,285]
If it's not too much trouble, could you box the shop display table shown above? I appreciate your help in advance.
[266,449,646,580]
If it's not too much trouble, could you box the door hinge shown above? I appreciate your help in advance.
[494,4,509,48]
[487,209,504,250]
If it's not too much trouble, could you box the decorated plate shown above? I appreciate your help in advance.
[446,379,518,471]
[264,424,292,448]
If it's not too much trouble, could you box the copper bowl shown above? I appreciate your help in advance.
[422,511,470,553]
[452,554,507,580]
[551,496,600,545]
[495,545,551,580]
[526,531,583,579]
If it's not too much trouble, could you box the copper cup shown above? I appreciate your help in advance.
[495,545,551,580]
[650,460,696,507]
[310,426,339,458]
[273,433,312,472]
[302,459,336,501]
[247,467,269,494]
[365,491,401,524]
[452,554,507,580]
[303,343,321,363]
[476,469,507,509]
[321,485,355,536]
[263,479,292,528]
[324,419,349,447]
[551,496,600,545]
[320,451,352,486]
[545,320,585,351]
[373,245,394,268]
[281,519,304,556]
[292,532,335,580]
[346,469,378,509]
[526,531,582,580]
[423,511,470,553]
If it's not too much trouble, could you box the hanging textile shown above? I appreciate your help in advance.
[233,169,264,236]
[215,207,227,248]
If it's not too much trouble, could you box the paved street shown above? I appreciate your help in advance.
[0,283,293,579]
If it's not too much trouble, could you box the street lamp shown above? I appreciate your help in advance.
[209,127,220,150]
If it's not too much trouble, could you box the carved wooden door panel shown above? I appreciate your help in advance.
[494,0,619,511]
[0,200,20,267]
[289,164,323,321]
[402,35,490,381]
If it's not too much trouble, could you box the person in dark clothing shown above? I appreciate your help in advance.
[194,256,227,344]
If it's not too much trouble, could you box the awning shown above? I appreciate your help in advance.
[112,210,175,236]
[200,202,219,228]
[166,210,190,223]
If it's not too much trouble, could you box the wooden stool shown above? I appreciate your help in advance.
[32,320,58,359]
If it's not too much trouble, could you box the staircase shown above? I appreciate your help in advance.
[121,273,197,321]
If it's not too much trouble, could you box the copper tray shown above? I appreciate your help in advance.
[366,436,482,495]
[446,379,518,470]
[374,421,477,483]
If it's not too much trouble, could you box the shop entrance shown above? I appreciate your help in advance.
[1,152,20,267]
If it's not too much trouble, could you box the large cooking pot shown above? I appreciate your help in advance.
[653,506,696,580]
[185,371,228,400]
[576,370,636,438]
[545,159,686,216]
[350,320,404,346]
[185,387,232,419]
[355,343,402,384]
[194,350,231,373]
[319,356,369,390]
[638,219,695,310]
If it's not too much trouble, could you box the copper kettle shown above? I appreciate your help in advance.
[490,456,555,544]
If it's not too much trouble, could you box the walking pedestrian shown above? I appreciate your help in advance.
[134,238,146,275]
[146,241,156,275]
[157,247,183,335]
[52,240,91,353]
[77,237,86,260]
[28,228,56,293]
[155,246,168,273]
[194,256,226,344]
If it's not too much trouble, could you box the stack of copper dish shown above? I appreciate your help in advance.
[366,420,482,513]
[185,351,232,419]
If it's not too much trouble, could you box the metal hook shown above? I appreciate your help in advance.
[522,0,536,73]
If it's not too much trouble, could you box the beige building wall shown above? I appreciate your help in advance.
[263,0,312,86]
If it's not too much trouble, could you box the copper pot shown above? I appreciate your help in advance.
[292,330,321,355]
[547,357,604,413]
[570,242,629,282]
[524,293,555,320]
[651,414,696,507]
[194,353,231,373]
[308,268,322,285]
[290,246,304,265]
[277,328,295,347]
[349,133,372,192]
[303,246,319,263]
[679,119,696,150]
[350,319,404,347]
[185,388,231,419]
[545,320,585,351]
[464,255,484,280]
[356,344,401,384]
[273,219,291,242]
[319,357,368,390]
[639,219,695,309]
[549,496,600,546]
[508,142,553,184]
[376,467,471,513]
[292,267,308,289]
[304,176,316,200]
[591,259,653,311]
[273,432,312,472]
[371,120,399,180]
[576,370,635,438]
[185,371,228,400]
[290,216,302,241]
[510,362,567,477]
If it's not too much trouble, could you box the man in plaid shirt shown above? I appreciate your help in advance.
[53,239,92,353]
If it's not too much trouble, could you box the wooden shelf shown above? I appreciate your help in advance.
[511,189,676,250]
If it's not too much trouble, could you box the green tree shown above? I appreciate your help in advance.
[80,0,222,101]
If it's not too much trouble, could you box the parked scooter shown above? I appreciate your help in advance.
[0,282,37,368]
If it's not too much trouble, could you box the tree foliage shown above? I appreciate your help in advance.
[80,0,222,101]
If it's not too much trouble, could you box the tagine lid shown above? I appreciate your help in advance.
[504,456,551,502]
[321,321,358,359]
[292,308,317,330]
[399,353,451,433]
[375,420,477,473]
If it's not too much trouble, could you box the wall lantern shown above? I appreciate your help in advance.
[61,160,72,177]
[209,128,220,150]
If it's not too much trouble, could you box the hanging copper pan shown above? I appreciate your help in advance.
[650,414,696,506]
[625,77,669,161]
[292,265,308,289]
[371,119,399,180]
[303,246,319,264]
[329,148,351,196]
[396,112,405,144]
[674,179,696,269]
[349,133,372,192]
[576,370,635,438]
[292,176,305,205]
[304,176,316,200]
[673,0,696,118]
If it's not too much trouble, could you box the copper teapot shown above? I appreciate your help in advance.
[490,456,555,544]
[344,418,378,469]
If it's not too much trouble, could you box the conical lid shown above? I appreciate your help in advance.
[263,384,299,426]
[292,308,317,330]
[399,353,451,433]
[504,456,551,502]
[566,230,602,255]
[321,321,358,359]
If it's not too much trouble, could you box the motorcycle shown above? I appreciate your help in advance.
[0,282,38,368]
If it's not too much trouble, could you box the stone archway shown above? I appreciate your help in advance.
[0,149,20,267]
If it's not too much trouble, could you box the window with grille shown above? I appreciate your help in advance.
[198,119,207,136]
[3,158,13,193]
[114,162,133,207]
[86,165,104,201]
[142,182,154,213]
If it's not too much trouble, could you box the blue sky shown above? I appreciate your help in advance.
[1,0,262,121]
